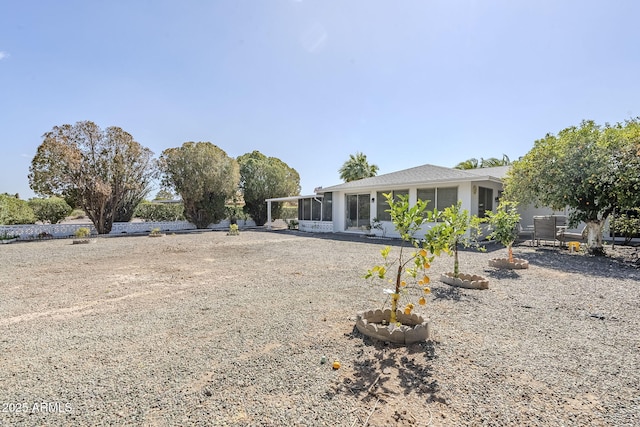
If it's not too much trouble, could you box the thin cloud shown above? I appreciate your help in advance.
[0,51,9,60]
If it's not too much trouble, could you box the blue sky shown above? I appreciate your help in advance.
[1,0,639,199]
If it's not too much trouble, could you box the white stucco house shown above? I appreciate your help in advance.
[266,163,546,239]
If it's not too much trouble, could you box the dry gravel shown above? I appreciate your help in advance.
[1,230,639,426]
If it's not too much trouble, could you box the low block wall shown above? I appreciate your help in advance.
[0,219,257,240]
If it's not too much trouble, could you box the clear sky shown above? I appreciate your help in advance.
[1,0,639,199]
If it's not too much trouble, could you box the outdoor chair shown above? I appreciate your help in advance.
[558,224,588,247]
[532,215,567,247]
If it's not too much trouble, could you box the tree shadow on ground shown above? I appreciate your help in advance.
[511,245,640,280]
[485,268,523,280]
[430,284,480,302]
[325,327,441,404]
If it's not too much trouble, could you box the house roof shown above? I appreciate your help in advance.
[317,164,509,193]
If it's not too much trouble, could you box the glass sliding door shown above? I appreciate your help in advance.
[346,194,370,230]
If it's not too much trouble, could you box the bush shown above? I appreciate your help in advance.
[0,193,36,225]
[279,205,298,220]
[74,227,91,238]
[134,201,185,222]
[28,197,73,224]
[225,205,248,222]
[613,208,640,244]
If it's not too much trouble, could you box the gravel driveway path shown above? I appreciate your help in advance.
[1,230,638,426]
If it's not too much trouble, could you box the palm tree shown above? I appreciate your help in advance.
[453,158,480,170]
[338,152,379,182]
[454,154,511,169]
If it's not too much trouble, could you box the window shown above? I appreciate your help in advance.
[346,194,370,228]
[417,187,458,212]
[478,187,493,218]
[437,187,458,211]
[417,188,435,211]
[321,192,332,221]
[298,195,330,221]
[375,189,408,221]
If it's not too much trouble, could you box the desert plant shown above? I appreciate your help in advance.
[74,227,91,238]
[425,202,484,278]
[370,217,386,237]
[287,219,299,230]
[149,227,163,237]
[364,193,440,325]
[228,224,239,236]
[483,200,521,262]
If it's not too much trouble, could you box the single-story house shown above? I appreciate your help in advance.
[267,163,544,239]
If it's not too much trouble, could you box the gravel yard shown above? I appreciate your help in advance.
[1,230,639,426]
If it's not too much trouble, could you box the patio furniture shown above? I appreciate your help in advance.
[518,223,535,246]
[532,215,567,247]
[558,224,587,247]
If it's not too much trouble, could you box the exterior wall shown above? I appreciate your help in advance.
[299,220,333,233]
[329,182,483,240]
[0,219,256,240]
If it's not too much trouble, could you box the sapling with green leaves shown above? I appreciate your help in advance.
[364,193,441,325]
[483,200,521,263]
[425,202,484,278]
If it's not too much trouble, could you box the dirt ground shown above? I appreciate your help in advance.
[1,230,638,426]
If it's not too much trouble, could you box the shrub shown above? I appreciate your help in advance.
[74,227,91,238]
[134,201,185,222]
[0,193,36,225]
[613,208,640,244]
[28,196,73,224]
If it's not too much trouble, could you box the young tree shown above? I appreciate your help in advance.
[29,121,156,234]
[237,151,300,226]
[504,119,640,255]
[483,200,521,262]
[338,152,379,182]
[424,202,483,278]
[160,142,239,228]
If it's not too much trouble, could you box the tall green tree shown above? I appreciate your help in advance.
[338,152,379,182]
[0,193,36,225]
[29,121,156,234]
[504,119,640,255]
[237,151,300,226]
[160,142,239,228]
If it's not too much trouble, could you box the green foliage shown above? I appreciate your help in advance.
[279,205,298,220]
[483,200,521,261]
[613,209,640,245]
[74,227,91,238]
[338,152,379,182]
[454,155,511,170]
[504,118,640,254]
[224,205,248,222]
[425,202,484,278]
[28,121,156,234]
[237,151,300,226]
[0,193,36,225]
[134,201,185,222]
[28,197,72,224]
[0,230,20,240]
[160,142,240,229]
[228,223,239,236]
[364,193,436,325]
